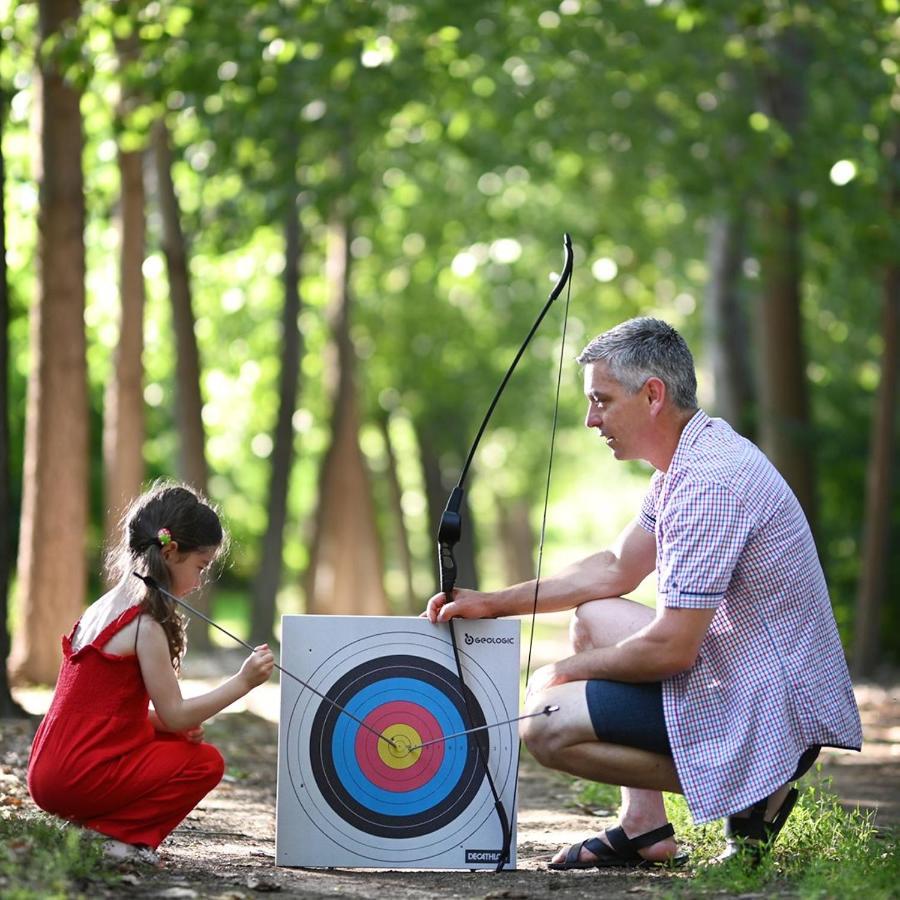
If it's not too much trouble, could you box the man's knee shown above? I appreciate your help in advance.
[520,692,563,765]
[570,606,597,653]
[570,597,655,653]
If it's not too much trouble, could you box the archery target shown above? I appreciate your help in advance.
[275,616,520,869]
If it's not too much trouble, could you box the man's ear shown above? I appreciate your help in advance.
[645,376,667,415]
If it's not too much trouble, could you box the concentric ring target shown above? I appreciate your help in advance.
[282,627,517,863]
[311,656,487,838]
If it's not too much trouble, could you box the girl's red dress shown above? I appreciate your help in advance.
[27,605,224,849]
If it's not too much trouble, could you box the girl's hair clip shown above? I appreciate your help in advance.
[157,527,173,547]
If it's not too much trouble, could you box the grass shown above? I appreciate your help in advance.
[0,813,122,899]
[576,770,899,898]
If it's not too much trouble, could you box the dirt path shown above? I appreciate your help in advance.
[2,675,897,899]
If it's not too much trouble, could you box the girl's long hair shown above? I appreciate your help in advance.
[106,482,227,672]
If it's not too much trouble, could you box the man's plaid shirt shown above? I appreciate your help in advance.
[639,410,862,823]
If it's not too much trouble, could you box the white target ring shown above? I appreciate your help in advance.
[275,618,520,869]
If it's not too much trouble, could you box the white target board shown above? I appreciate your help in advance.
[275,616,520,870]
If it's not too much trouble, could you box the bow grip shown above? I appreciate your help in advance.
[437,486,464,597]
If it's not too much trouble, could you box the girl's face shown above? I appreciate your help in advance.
[162,546,218,597]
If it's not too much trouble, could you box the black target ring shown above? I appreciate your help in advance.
[309,655,488,839]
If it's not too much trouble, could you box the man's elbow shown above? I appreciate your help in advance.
[658,646,699,679]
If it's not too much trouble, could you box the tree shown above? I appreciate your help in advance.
[0,83,26,715]
[854,132,900,675]
[152,117,212,650]
[250,196,304,644]
[102,26,146,554]
[305,217,388,615]
[754,27,817,524]
[703,209,755,436]
[10,0,89,685]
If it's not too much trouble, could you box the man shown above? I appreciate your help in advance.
[425,317,861,867]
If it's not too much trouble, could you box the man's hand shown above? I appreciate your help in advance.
[526,662,570,698]
[422,588,492,623]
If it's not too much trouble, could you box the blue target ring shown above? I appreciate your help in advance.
[310,656,488,838]
[331,679,468,816]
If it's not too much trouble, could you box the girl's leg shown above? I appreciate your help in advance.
[81,741,224,850]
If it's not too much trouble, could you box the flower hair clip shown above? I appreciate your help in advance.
[157,528,173,547]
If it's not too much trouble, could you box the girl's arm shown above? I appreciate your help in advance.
[137,617,274,733]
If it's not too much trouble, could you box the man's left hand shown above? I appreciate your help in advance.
[527,662,570,698]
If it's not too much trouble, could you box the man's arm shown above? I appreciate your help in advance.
[425,517,657,622]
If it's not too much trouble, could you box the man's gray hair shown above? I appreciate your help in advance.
[576,317,698,410]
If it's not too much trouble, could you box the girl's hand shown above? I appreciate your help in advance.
[183,726,204,743]
[239,643,275,689]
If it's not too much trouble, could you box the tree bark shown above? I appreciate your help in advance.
[755,28,816,526]
[152,118,212,649]
[703,209,755,438]
[377,410,417,614]
[250,202,304,644]
[0,86,27,714]
[496,496,536,586]
[103,36,146,556]
[853,142,900,677]
[305,218,387,616]
[10,0,89,685]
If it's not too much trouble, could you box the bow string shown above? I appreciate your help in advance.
[436,233,574,872]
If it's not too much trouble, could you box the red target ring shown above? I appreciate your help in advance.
[354,701,445,791]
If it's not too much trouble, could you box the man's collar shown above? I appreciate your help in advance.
[667,409,709,473]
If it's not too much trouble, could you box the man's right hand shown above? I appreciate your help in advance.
[422,589,492,623]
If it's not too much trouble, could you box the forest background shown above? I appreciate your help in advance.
[1,0,898,701]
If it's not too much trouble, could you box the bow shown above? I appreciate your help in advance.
[437,233,574,871]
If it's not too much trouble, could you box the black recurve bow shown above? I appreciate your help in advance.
[437,233,574,872]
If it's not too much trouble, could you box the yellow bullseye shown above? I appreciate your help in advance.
[379,724,423,768]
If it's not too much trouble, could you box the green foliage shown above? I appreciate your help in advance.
[3,0,899,656]
[662,778,899,898]
[0,813,119,899]
[575,773,899,897]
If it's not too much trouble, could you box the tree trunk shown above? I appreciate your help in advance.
[103,45,146,555]
[417,427,479,594]
[152,119,212,649]
[250,203,304,645]
[703,209,755,438]
[0,87,26,715]
[755,28,816,526]
[10,0,89,685]
[854,143,900,677]
[305,218,387,616]
[496,496,536,586]
[377,410,417,614]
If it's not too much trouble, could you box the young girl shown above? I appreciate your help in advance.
[27,482,274,864]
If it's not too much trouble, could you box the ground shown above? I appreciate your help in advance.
[3,657,898,899]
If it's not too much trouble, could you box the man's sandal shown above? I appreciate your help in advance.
[549,822,688,870]
[720,786,799,863]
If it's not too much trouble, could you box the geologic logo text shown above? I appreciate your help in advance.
[464,633,514,645]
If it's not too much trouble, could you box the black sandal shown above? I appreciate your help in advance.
[722,786,799,863]
[549,822,688,870]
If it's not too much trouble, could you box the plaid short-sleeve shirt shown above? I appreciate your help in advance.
[639,410,862,823]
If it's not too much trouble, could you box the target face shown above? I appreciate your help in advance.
[275,617,520,869]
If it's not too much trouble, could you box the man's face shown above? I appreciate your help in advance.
[583,362,650,462]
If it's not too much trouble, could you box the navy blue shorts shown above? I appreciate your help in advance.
[586,679,672,756]
[586,679,823,779]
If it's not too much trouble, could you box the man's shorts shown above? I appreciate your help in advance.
[585,679,671,755]
[585,679,822,778]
